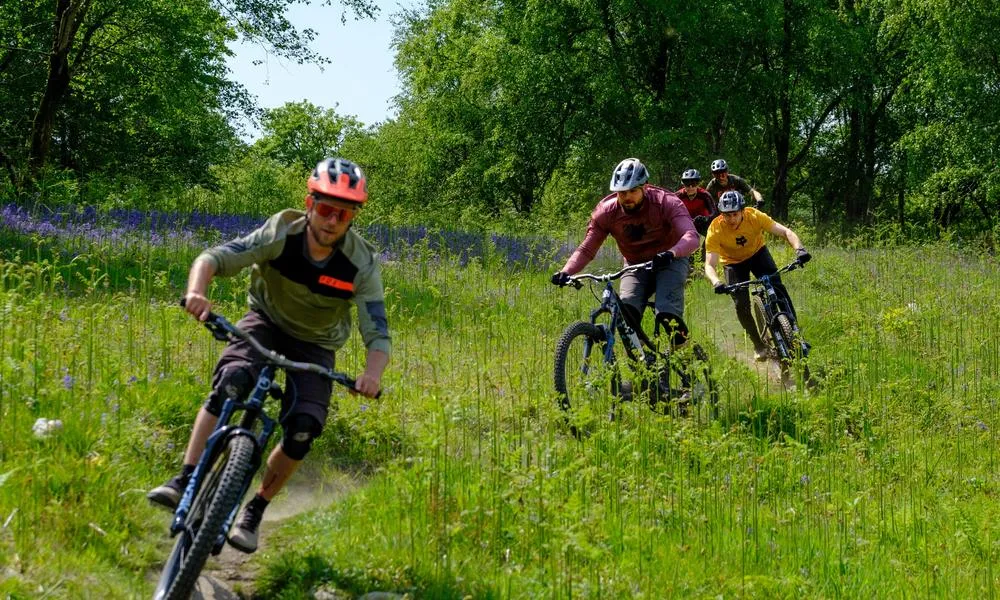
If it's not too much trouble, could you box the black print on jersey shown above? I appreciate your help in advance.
[623,223,646,241]
[735,235,748,247]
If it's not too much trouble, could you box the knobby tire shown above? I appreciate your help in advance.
[154,435,255,600]
[554,321,611,411]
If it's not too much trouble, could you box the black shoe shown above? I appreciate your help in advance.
[228,505,263,553]
[147,474,188,511]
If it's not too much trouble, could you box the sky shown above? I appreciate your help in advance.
[225,0,418,137]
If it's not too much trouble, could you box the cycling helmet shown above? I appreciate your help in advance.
[718,190,746,213]
[710,158,728,173]
[681,168,701,183]
[610,158,650,192]
[307,157,368,203]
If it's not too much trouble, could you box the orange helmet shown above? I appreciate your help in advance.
[307,157,368,203]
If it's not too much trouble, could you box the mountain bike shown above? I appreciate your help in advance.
[153,306,372,600]
[719,259,813,386]
[553,261,718,429]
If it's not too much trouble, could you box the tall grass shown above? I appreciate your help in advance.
[0,217,998,598]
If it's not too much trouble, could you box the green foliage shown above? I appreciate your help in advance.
[253,100,367,171]
[1,234,1000,597]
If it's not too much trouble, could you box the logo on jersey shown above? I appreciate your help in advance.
[318,275,354,292]
[735,235,747,247]
[623,223,646,241]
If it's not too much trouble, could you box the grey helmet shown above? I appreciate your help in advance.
[718,190,746,213]
[610,158,650,191]
[681,168,701,183]
[710,158,728,173]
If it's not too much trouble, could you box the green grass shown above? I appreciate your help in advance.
[0,238,998,598]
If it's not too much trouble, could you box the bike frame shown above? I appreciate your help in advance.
[726,261,808,361]
[571,263,660,368]
[169,366,278,548]
[167,310,365,549]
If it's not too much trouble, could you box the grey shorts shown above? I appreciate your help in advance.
[618,258,688,318]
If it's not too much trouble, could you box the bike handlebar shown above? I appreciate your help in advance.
[719,259,804,294]
[180,299,379,398]
[565,261,653,288]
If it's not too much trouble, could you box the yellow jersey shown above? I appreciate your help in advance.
[705,207,776,265]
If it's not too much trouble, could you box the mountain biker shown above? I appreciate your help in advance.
[675,168,717,271]
[705,158,764,208]
[551,157,699,351]
[147,157,390,554]
[703,190,811,361]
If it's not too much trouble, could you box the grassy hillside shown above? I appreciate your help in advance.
[0,210,998,598]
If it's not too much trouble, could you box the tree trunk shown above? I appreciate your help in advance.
[27,0,92,179]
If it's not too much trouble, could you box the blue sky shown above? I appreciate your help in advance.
[225,0,418,136]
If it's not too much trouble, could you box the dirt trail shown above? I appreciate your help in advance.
[191,467,361,599]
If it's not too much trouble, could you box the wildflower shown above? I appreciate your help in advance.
[62,372,74,390]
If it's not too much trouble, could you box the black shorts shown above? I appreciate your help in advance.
[211,310,336,427]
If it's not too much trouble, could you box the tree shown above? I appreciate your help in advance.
[253,101,365,171]
[1,0,378,191]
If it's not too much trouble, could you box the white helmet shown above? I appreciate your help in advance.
[610,158,649,192]
[710,159,728,173]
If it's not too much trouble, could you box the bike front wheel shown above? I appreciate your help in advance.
[554,321,625,413]
[750,295,777,358]
[153,435,255,600]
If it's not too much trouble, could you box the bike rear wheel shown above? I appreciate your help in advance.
[653,342,719,420]
[774,314,813,387]
[154,435,255,600]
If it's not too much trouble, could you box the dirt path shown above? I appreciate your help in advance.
[191,467,361,599]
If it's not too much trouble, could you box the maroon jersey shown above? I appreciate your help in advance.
[562,185,698,274]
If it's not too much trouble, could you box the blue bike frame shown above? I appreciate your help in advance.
[169,365,279,549]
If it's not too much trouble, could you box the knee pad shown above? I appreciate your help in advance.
[280,414,323,460]
[655,312,689,347]
[204,365,255,416]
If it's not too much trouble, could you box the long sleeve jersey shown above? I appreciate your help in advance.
[561,185,699,274]
[198,209,391,354]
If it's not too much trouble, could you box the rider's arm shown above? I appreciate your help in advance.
[355,349,388,398]
[767,221,804,251]
[199,211,295,276]
[704,252,724,286]
[561,213,610,275]
[184,257,217,321]
[665,198,699,257]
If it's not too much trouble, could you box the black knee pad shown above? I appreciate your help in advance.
[280,414,323,460]
[655,312,689,347]
[204,365,255,416]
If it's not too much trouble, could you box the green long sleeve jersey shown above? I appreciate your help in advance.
[198,209,391,355]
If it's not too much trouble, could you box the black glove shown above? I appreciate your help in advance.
[795,248,812,264]
[551,271,571,286]
[652,251,674,270]
[714,282,729,295]
[693,215,709,228]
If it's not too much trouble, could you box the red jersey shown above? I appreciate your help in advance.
[674,186,717,218]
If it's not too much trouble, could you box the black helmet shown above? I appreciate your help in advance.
[718,190,745,213]
[710,159,728,173]
[681,168,701,183]
[610,158,650,192]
